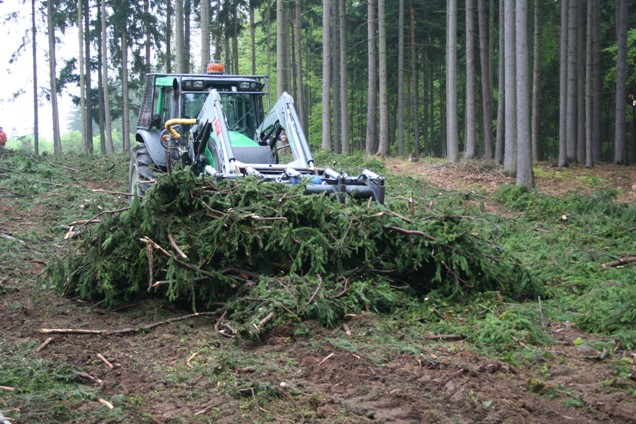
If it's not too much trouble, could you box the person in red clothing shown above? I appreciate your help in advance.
[0,127,7,151]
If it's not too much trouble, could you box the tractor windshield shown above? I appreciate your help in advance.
[183,92,259,139]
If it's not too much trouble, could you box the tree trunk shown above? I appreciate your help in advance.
[322,0,332,150]
[175,0,185,73]
[465,0,476,159]
[558,0,568,166]
[531,0,541,162]
[232,8,239,74]
[264,0,271,84]
[495,0,504,163]
[201,0,210,72]
[294,0,306,131]
[446,0,459,162]
[585,0,593,167]
[503,0,516,172]
[591,0,601,162]
[277,0,290,96]
[144,0,151,72]
[214,0,222,61]
[101,0,114,154]
[331,0,340,153]
[251,0,256,74]
[365,0,377,155]
[576,0,585,164]
[78,0,88,153]
[478,0,493,159]
[166,1,172,72]
[47,0,62,155]
[410,3,420,157]
[614,0,628,164]
[97,5,106,154]
[377,0,389,156]
[84,0,93,151]
[339,0,349,154]
[121,27,130,152]
[516,0,533,188]
[31,0,39,155]
[185,0,191,72]
[397,0,405,157]
[565,0,577,162]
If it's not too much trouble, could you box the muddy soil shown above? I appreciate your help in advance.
[1,156,635,423]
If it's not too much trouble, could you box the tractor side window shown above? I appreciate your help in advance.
[162,89,172,123]
[151,87,173,126]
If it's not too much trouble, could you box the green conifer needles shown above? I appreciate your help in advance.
[46,170,542,331]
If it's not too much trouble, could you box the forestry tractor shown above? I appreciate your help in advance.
[130,62,385,203]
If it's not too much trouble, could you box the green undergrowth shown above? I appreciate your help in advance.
[0,338,114,423]
[46,167,542,337]
[491,185,636,348]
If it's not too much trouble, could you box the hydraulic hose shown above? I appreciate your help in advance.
[164,118,197,139]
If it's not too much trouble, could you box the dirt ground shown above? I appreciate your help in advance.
[1,156,636,423]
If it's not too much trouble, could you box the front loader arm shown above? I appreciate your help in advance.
[255,92,314,169]
[193,89,237,175]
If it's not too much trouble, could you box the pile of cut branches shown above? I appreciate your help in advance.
[46,169,542,335]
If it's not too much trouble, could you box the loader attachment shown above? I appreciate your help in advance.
[189,88,385,204]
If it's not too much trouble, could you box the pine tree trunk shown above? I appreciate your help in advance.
[365,0,377,155]
[97,5,106,155]
[101,0,114,154]
[531,0,541,162]
[397,0,405,158]
[585,0,593,167]
[495,0,504,163]
[166,1,172,72]
[84,0,93,151]
[465,0,476,159]
[377,0,389,156]
[516,0,533,188]
[557,0,568,166]
[410,4,420,157]
[185,0,191,73]
[331,0,340,154]
[576,1,585,164]
[78,0,88,153]
[214,0,222,61]
[251,0,256,74]
[340,0,349,154]
[614,0,628,164]
[565,0,577,162]
[503,0,516,172]
[446,0,459,162]
[201,0,210,72]
[591,0,601,162]
[478,0,493,159]
[32,0,39,155]
[175,0,185,73]
[294,0,306,132]
[121,27,130,152]
[47,0,62,155]
[277,0,290,96]
[233,9,239,74]
[321,0,332,150]
[145,0,151,72]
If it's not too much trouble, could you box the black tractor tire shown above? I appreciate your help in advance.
[128,144,158,199]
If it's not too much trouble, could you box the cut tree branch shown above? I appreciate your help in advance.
[40,312,218,336]
[388,225,437,241]
[602,255,636,268]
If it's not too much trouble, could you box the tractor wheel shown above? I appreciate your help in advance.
[128,144,158,199]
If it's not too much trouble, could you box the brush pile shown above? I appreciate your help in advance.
[47,170,542,335]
